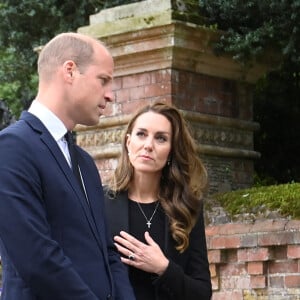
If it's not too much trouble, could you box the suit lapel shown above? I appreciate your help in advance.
[21,112,102,248]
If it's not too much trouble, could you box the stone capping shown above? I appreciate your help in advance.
[89,0,173,25]
[79,21,269,83]
[78,0,272,83]
[76,110,260,160]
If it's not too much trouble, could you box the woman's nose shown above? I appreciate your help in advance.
[144,138,153,151]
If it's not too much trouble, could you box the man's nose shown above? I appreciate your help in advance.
[104,90,114,102]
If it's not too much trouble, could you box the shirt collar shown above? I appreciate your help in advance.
[28,100,68,142]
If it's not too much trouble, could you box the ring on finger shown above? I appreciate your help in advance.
[128,252,135,260]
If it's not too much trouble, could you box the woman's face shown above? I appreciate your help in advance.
[126,111,172,175]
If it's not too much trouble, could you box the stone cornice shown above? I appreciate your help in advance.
[76,110,260,160]
[76,110,259,132]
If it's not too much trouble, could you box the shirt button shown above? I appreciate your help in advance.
[106,294,112,299]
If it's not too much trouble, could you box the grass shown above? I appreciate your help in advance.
[213,182,300,220]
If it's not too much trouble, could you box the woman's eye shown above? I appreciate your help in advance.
[156,136,167,143]
[136,131,146,137]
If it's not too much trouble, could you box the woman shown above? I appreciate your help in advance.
[104,102,212,300]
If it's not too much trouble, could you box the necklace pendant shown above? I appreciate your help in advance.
[136,201,159,229]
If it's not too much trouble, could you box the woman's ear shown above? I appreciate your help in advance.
[126,134,131,148]
[126,134,131,156]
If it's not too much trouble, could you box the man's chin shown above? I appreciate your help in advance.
[78,118,100,127]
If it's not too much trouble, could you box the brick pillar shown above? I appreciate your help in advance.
[77,0,270,193]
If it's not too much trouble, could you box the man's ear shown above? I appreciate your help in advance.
[63,60,76,82]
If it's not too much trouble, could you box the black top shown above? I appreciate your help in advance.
[104,190,212,300]
[128,199,165,300]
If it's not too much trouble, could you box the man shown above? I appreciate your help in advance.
[0,32,135,300]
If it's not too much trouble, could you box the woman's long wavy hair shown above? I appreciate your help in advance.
[108,102,207,252]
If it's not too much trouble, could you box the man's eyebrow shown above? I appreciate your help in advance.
[99,74,113,79]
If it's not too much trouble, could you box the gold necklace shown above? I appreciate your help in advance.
[136,201,160,228]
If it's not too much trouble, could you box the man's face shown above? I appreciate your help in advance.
[70,45,114,126]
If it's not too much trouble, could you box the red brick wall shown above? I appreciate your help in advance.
[206,220,300,299]
[95,68,256,192]
[110,69,248,119]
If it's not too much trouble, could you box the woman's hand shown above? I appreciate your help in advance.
[114,231,169,275]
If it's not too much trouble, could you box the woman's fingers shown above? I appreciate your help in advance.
[114,231,145,251]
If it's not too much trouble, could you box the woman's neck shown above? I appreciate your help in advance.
[128,174,160,203]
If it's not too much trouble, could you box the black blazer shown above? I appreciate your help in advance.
[0,112,135,300]
[104,190,212,300]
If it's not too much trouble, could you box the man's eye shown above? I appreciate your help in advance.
[100,77,109,85]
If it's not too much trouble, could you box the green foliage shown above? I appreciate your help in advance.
[0,0,142,117]
[253,68,300,183]
[0,0,99,116]
[198,0,300,66]
[198,0,300,184]
[215,183,300,219]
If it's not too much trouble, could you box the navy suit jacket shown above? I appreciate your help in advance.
[104,190,212,300]
[0,112,135,300]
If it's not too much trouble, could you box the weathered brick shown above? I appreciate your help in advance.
[121,99,150,114]
[250,275,267,289]
[212,290,243,300]
[122,73,151,88]
[129,86,146,101]
[208,249,224,264]
[285,220,300,231]
[269,260,298,274]
[205,225,220,237]
[222,275,250,289]
[238,247,271,262]
[285,275,300,288]
[211,276,219,291]
[218,223,251,235]
[287,245,300,259]
[241,234,258,248]
[112,76,122,90]
[251,220,288,233]
[115,88,130,103]
[258,232,294,246]
[144,82,172,98]
[219,263,247,277]
[247,261,266,275]
[209,263,217,277]
[269,275,284,288]
[210,236,241,249]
